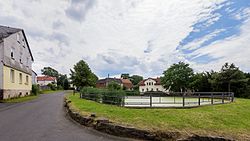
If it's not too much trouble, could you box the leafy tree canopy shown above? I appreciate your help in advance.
[70,60,98,89]
[41,67,59,78]
[161,62,194,92]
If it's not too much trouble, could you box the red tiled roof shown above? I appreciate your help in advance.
[121,79,133,89]
[138,77,161,86]
[37,76,56,81]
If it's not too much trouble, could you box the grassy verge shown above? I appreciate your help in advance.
[0,95,38,103]
[67,93,250,140]
[40,90,64,94]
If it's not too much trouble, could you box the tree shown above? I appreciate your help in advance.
[129,75,143,90]
[107,81,121,90]
[121,73,130,79]
[41,67,59,78]
[161,62,194,92]
[216,63,248,93]
[190,72,212,92]
[70,60,98,89]
[57,74,70,90]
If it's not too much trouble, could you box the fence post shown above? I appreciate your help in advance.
[198,93,200,106]
[183,93,185,107]
[150,95,152,107]
[222,93,224,104]
[211,93,214,105]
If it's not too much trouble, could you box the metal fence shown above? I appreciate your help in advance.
[80,92,234,108]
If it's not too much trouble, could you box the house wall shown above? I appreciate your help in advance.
[2,65,32,99]
[139,79,167,93]
[37,80,55,86]
[3,31,32,74]
[32,71,37,84]
[1,31,33,99]
[0,41,3,99]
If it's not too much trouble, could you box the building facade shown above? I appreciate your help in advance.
[37,76,57,86]
[96,78,133,90]
[139,78,167,94]
[0,25,34,100]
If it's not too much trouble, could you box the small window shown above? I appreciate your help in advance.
[26,75,29,85]
[19,73,22,84]
[10,69,15,83]
[11,49,14,59]
[142,89,144,92]
[146,88,148,91]
[156,88,159,91]
[151,88,153,91]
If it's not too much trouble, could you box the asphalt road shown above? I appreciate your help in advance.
[0,91,129,141]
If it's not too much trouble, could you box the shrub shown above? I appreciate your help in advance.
[47,83,57,91]
[31,84,40,95]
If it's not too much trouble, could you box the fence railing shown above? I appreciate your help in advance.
[80,92,234,108]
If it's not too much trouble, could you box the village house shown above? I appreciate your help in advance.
[37,75,57,87]
[0,25,34,100]
[96,77,133,90]
[139,77,167,94]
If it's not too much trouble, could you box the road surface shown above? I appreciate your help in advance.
[0,91,129,141]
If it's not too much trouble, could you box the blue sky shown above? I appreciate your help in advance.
[0,0,250,78]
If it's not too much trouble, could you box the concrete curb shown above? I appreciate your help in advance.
[64,97,234,141]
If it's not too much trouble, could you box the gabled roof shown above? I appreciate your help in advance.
[138,77,161,86]
[121,79,133,89]
[0,25,34,61]
[37,76,56,81]
[96,78,122,84]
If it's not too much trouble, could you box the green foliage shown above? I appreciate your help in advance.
[31,84,40,95]
[80,87,125,105]
[47,83,57,91]
[189,72,211,92]
[130,75,143,90]
[57,74,70,90]
[70,60,98,89]
[41,67,59,78]
[121,73,130,79]
[161,62,194,92]
[107,81,122,90]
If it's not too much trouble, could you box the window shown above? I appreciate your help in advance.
[19,73,22,84]
[142,89,144,92]
[151,88,153,91]
[156,88,159,91]
[146,88,148,91]
[10,69,15,83]
[11,49,14,59]
[25,75,29,85]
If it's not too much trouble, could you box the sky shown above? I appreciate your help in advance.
[0,0,250,78]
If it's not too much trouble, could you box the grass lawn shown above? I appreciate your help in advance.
[40,90,64,94]
[0,95,38,103]
[67,93,250,140]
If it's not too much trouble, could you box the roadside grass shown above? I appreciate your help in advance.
[40,90,64,94]
[0,95,38,103]
[67,93,250,140]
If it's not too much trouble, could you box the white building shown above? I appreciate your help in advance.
[139,78,167,94]
[37,76,57,86]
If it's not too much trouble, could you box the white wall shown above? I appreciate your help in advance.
[139,79,167,93]
[37,80,56,86]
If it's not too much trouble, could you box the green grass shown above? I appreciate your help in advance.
[40,90,63,94]
[67,93,250,140]
[0,95,38,103]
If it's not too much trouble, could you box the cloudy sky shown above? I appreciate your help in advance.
[0,0,250,78]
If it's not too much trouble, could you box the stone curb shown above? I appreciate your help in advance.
[64,98,235,141]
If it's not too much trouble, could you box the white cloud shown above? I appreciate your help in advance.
[1,0,249,78]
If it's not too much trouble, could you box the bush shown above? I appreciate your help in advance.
[80,87,125,105]
[31,84,40,95]
[47,83,57,91]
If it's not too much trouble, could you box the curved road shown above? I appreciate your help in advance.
[0,91,130,141]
